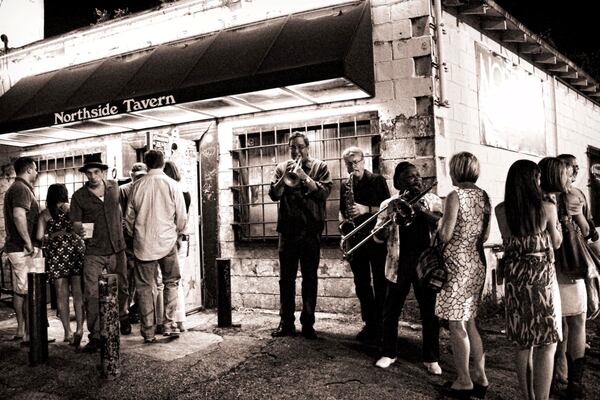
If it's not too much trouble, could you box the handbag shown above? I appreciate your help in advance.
[555,195,593,279]
[416,235,447,293]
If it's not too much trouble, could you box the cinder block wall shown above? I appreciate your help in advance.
[218,0,438,314]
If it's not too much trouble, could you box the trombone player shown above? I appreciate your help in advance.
[269,131,332,339]
[373,162,444,376]
[339,147,390,343]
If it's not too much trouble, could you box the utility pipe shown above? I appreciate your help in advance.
[433,0,449,107]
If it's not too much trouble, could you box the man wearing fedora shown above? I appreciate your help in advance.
[70,154,130,353]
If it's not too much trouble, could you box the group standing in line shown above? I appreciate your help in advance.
[266,137,596,400]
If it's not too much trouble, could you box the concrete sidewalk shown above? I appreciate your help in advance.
[0,305,571,400]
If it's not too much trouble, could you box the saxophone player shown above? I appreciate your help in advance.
[339,147,390,343]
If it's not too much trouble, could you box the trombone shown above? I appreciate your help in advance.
[340,180,437,259]
[283,156,303,187]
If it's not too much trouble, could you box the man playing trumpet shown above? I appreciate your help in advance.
[339,147,390,343]
[269,131,332,339]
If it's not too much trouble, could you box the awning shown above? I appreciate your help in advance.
[0,1,373,147]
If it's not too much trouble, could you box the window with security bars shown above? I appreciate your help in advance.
[34,153,101,203]
[231,112,380,242]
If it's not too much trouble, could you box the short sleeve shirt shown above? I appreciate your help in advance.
[3,177,40,253]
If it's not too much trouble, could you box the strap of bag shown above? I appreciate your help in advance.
[477,190,491,266]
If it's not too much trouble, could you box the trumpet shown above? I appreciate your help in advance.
[283,156,303,187]
[340,180,437,259]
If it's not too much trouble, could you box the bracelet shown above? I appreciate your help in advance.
[586,229,599,242]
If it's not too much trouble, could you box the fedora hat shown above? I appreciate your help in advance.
[79,154,109,172]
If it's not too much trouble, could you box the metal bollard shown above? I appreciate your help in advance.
[217,258,232,328]
[99,274,120,379]
[28,272,48,366]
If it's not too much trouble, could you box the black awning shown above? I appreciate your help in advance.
[0,2,373,136]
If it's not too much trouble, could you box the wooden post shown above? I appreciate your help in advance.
[99,274,120,379]
[28,272,48,366]
[217,258,232,328]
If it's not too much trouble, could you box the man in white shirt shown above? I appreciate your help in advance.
[125,150,187,343]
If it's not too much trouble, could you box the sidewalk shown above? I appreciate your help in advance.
[1,303,598,399]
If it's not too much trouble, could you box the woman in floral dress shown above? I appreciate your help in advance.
[495,160,563,400]
[436,152,490,398]
[36,184,85,345]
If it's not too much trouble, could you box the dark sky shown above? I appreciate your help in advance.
[43,1,600,77]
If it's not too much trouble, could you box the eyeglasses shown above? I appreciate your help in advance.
[345,159,364,166]
[289,144,307,150]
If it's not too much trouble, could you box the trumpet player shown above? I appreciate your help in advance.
[373,162,444,376]
[339,147,390,343]
[268,131,332,340]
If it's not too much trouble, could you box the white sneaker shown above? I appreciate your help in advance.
[375,356,397,369]
[423,361,442,375]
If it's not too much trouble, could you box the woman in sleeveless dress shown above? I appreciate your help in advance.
[495,160,563,400]
[36,184,85,345]
[436,152,490,398]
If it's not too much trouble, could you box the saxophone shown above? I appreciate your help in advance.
[338,173,356,236]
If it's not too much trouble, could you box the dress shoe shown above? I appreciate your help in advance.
[356,326,377,343]
[423,361,443,375]
[441,381,473,400]
[271,323,296,337]
[375,356,396,369]
[301,326,318,340]
[472,383,488,399]
[82,338,100,353]
[120,318,132,335]
[144,337,157,344]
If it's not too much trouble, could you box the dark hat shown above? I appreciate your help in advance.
[79,154,109,172]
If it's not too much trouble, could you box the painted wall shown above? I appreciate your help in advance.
[0,0,44,49]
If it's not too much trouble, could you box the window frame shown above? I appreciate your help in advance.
[230,112,381,243]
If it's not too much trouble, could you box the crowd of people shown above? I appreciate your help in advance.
[268,131,598,400]
[4,132,599,400]
[4,150,189,352]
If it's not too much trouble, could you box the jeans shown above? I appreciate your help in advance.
[381,255,440,362]
[135,245,181,339]
[83,251,128,340]
[278,233,321,328]
[349,239,387,329]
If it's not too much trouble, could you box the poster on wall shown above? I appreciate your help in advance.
[475,42,546,156]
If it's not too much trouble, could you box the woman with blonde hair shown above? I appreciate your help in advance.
[436,152,490,399]
[496,159,563,400]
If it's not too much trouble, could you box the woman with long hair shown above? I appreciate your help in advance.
[542,156,592,399]
[495,159,563,400]
[436,152,490,398]
[36,183,85,346]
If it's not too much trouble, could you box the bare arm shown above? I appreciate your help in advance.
[13,207,33,255]
[35,210,49,242]
[544,202,562,249]
[437,191,459,243]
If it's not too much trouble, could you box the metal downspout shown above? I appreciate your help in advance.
[433,0,449,107]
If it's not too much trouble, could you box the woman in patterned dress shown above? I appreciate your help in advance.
[495,160,563,400]
[36,184,85,345]
[436,152,490,398]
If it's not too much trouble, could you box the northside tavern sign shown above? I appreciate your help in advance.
[53,95,176,125]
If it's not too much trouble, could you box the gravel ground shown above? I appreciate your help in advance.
[0,303,599,399]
